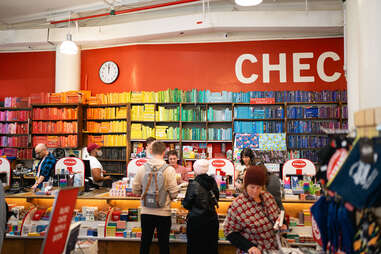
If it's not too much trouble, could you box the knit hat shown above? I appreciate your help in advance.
[87,143,101,153]
[193,159,209,175]
[244,165,267,188]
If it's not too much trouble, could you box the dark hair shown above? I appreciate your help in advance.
[146,137,156,145]
[167,150,178,158]
[240,148,255,166]
[151,142,166,155]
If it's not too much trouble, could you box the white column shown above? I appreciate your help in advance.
[345,0,381,130]
[55,44,81,92]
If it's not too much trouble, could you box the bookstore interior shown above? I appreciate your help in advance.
[1,0,381,254]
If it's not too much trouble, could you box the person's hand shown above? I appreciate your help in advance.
[31,183,38,192]
[248,246,261,254]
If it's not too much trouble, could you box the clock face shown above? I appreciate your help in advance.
[99,61,119,84]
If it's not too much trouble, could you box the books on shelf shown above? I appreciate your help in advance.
[0,110,30,121]
[156,106,180,121]
[3,97,30,108]
[88,92,130,105]
[88,135,126,146]
[155,126,180,140]
[288,150,318,163]
[0,148,32,159]
[234,121,284,134]
[0,136,28,147]
[287,135,329,149]
[207,107,232,121]
[182,128,207,140]
[33,108,78,120]
[181,107,207,121]
[99,148,126,160]
[0,123,28,134]
[234,106,283,119]
[32,135,77,148]
[131,124,155,139]
[87,107,127,119]
[131,105,155,121]
[287,106,340,118]
[207,128,232,141]
[287,120,340,134]
[32,121,78,134]
[86,121,127,133]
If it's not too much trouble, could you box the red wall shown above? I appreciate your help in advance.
[81,37,346,93]
[0,51,55,100]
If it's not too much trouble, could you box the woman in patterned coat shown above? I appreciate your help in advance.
[224,165,280,254]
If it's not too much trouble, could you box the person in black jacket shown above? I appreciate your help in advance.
[182,159,219,254]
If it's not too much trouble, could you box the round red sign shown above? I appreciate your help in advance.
[63,159,77,166]
[136,159,147,167]
[292,160,307,168]
[212,160,226,167]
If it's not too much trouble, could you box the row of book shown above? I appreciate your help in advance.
[131,105,155,121]
[87,107,127,119]
[131,124,155,139]
[287,120,340,134]
[99,148,126,161]
[101,162,126,174]
[342,106,348,119]
[0,123,28,134]
[252,151,287,164]
[0,136,28,147]
[0,111,30,121]
[86,121,127,133]
[182,128,207,140]
[234,106,284,119]
[181,107,207,122]
[288,150,319,163]
[32,121,78,134]
[3,97,30,108]
[88,135,127,147]
[0,148,32,159]
[287,106,341,119]
[30,91,90,104]
[287,136,329,149]
[207,108,232,121]
[207,128,232,141]
[156,106,180,121]
[234,121,284,134]
[32,135,78,148]
[155,126,180,140]
[33,108,78,120]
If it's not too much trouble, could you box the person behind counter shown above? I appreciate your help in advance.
[87,143,111,187]
[182,159,219,254]
[224,165,282,254]
[137,137,156,159]
[167,150,189,184]
[235,148,255,192]
[132,141,179,254]
[31,143,56,192]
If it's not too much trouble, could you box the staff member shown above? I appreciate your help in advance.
[87,143,111,187]
[32,144,56,192]
[167,150,188,184]
[137,137,156,159]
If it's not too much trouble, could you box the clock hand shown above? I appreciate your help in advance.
[108,64,110,74]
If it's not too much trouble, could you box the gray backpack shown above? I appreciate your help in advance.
[141,163,169,208]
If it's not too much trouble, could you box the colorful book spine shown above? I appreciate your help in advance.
[87,121,127,133]
[0,136,28,147]
[287,120,340,134]
[88,135,127,146]
[287,106,340,118]
[32,121,77,134]
[0,123,28,134]
[287,135,329,149]
[32,135,77,148]
[234,121,284,134]
[182,128,207,140]
[33,108,78,120]
[207,128,232,141]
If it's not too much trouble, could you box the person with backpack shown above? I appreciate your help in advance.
[182,159,220,254]
[132,141,179,254]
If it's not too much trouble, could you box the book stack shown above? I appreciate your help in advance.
[88,135,126,146]
[32,121,78,134]
[234,121,284,134]
[87,107,127,119]
[207,107,232,121]
[208,128,232,141]
[182,128,207,140]
[181,107,207,121]
[0,110,30,121]
[33,108,78,120]
[155,126,180,140]
[156,107,180,121]
[0,123,28,134]
[32,135,77,148]
[86,121,127,133]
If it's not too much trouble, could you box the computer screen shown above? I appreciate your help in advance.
[64,222,81,254]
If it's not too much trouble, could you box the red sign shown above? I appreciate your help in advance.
[136,159,147,167]
[63,159,77,166]
[250,98,275,104]
[292,160,307,168]
[327,148,348,181]
[40,188,79,254]
[212,160,226,167]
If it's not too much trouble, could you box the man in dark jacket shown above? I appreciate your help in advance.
[182,159,219,254]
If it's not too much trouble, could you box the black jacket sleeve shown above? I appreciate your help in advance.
[226,232,256,252]
[182,181,196,210]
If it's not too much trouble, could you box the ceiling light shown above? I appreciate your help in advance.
[235,0,263,6]
[60,34,78,55]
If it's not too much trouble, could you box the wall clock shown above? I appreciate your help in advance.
[99,61,119,84]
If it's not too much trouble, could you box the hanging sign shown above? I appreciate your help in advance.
[208,158,235,177]
[127,158,148,177]
[282,159,316,179]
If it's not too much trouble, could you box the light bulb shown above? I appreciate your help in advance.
[235,0,263,6]
[59,34,78,55]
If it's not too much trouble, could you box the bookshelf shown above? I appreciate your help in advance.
[0,107,32,160]
[31,104,83,149]
[84,104,129,177]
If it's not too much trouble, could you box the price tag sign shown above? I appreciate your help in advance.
[127,158,148,177]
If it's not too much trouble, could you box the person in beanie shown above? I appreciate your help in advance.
[182,159,219,254]
[224,165,281,254]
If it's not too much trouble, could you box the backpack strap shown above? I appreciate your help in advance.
[154,172,160,207]
[141,164,155,206]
